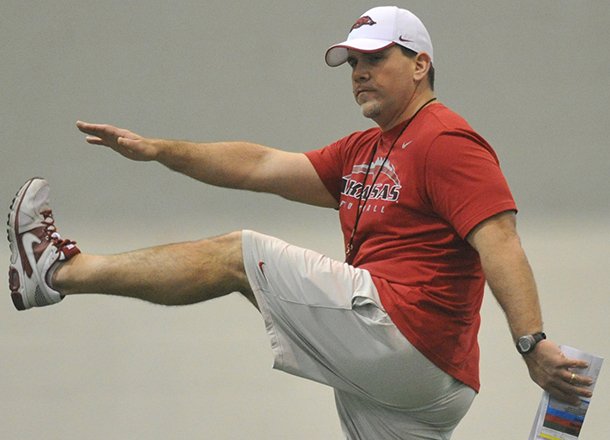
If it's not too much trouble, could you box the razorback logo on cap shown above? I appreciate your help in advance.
[350,16,376,31]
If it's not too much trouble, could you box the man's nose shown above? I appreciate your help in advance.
[352,65,370,83]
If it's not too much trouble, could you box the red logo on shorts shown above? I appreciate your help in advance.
[350,16,376,32]
[258,260,267,279]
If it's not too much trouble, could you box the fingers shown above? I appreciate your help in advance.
[538,373,591,406]
[75,120,157,161]
[525,342,596,406]
[84,134,129,147]
[77,121,116,147]
[78,121,157,161]
[561,356,594,391]
[565,358,590,370]
[84,135,103,145]
[76,120,118,133]
[546,367,594,405]
[547,385,586,406]
[76,120,139,142]
[553,383,593,405]
[564,369,593,388]
[76,120,113,137]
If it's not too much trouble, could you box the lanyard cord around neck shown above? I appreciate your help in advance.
[345,97,437,263]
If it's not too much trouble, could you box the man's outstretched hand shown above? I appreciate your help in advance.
[76,121,160,161]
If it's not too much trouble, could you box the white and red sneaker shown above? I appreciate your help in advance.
[7,178,80,310]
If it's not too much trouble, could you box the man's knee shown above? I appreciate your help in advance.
[203,231,257,307]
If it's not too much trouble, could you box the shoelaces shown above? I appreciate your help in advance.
[41,210,77,250]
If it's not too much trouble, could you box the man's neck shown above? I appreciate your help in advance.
[378,91,437,132]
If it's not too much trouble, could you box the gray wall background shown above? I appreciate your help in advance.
[1,1,608,439]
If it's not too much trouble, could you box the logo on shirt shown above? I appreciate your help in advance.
[341,158,402,205]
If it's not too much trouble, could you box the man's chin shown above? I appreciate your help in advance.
[360,102,382,120]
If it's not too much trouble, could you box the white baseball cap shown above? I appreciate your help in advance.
[325,6,433,67]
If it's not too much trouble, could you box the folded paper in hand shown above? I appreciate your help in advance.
[529,346,603,440]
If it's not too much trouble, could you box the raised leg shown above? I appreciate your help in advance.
[7,177,255,310]
[53,231,256,306]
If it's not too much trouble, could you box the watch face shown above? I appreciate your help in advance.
[519,337,532,353]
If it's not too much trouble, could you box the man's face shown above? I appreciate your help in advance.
[347,46,417,129]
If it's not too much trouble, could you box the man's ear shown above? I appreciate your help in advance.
[413,52,432,83]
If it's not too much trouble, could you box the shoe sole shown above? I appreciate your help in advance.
[7,177,44,311]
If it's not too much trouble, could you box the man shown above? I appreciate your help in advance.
[8,6,592,439]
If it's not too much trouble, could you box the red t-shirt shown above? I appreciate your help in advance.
[304,103,516,392]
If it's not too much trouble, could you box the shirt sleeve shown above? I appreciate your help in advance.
[424,130,518,238]
[304,140,346,202]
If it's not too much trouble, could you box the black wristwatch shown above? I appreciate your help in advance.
[516,332,546,355]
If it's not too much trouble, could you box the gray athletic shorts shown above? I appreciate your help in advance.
[241,230,476,440]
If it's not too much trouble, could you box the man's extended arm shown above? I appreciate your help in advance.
[75,121,337,208]
[467,211,593,404]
